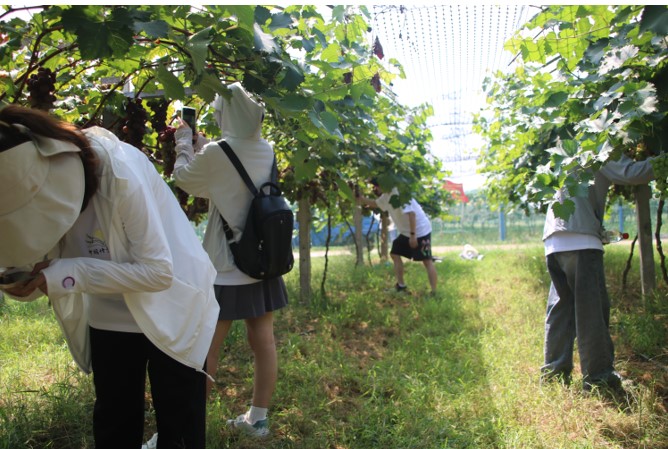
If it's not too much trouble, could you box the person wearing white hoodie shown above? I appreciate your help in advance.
[0,105,219,449]
[173,82,288,438]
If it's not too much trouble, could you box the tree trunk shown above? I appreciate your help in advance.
[365,215,377,266]
[634,184,656,297]
[297,196,312,304]
[319,212,332,301]
[654,198,668,284]
[354,204,364,266]
[380,212,390,262]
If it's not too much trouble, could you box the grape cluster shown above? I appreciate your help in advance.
[302,170,340,206]
[148,99,170,133]
[122,99,148,151]
[651,153,668,198]
[158,126,176,143]
[27,67,56,111]
[373,37,384,59]
[158,126,177,176]
[370,73,381,93]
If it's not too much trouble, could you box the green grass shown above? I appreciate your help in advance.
[1,245,667,448]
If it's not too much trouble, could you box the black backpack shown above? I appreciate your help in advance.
[217,141,294,280]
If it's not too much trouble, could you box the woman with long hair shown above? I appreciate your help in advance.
[0,105,219,449]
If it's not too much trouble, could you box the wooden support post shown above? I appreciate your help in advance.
[634,184,655,296]
[380,213,390,262]
[499,205,506,241]
[297,197,312,304]
[354,204,364,266]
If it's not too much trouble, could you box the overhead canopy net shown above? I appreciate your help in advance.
[371,5,536,181]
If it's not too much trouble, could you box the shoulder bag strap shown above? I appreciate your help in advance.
[217,140,259,196]
[216,140,247,242]
[216,140,277,243]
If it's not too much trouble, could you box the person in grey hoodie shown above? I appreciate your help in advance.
[173,82,288,438]
[541,153,658,392]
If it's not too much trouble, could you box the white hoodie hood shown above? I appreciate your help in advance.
[213,82,264,140]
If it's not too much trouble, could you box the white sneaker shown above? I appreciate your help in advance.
[227,413,270,438]
[141,433,158,449]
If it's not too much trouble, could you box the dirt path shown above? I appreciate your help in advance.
[304,242,543,258]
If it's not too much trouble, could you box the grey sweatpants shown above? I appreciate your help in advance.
[542,249,616,384]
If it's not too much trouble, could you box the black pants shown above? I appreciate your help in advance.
[90,327,206,449]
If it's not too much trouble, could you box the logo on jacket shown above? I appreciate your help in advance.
[86,230,110,257]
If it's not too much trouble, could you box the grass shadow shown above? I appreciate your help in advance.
[243,254,505,448]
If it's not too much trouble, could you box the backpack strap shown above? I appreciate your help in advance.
[270,157,279,184]
[216,140,279,243]
[218,140,259,196]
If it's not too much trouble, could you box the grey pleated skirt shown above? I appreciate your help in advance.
[213,277,288,320]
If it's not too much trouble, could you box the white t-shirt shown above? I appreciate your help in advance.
[544,231,603,256]
[375,189,432,238]
[62,205,141,333]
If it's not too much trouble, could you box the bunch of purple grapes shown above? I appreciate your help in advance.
[148,99,170,133]
[370,73,381,93]
[27,67,57,111]
[122,99,148,151]
[158,126,176,143]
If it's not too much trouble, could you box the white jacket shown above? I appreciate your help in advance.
[15,128,219,374]
[173,82,275,285]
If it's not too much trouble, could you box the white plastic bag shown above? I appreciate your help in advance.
[459,244,484,261]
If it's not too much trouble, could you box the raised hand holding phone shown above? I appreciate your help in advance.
[180,107,197,143]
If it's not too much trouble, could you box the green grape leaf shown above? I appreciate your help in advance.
[60,6,134,59]
[193,70,227,104]
[551,198,576,220]
[268,12,294,31]
[640,5,668,36]
[336,177,354,200]
[254,23,281,55]
[278,59,305,90]
[156,64,185,100]
[278,94,312,112]
[133,20,169,39]
[186,27,213,75]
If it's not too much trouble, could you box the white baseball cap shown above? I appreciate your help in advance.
[0,132,84,267]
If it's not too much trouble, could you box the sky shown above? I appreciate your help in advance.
[369,4,538,191]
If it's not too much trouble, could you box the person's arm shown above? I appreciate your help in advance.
[193,134,211,152]
[357,193,378,208]
[174,120,195,162]
[173,117,210,154]
[600,154,656,185]
[40,165,175,300]
[172,122,214,199]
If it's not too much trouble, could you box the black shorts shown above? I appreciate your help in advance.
[391,233,433,261]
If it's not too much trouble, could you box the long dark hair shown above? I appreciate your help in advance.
[0,105,100,211]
